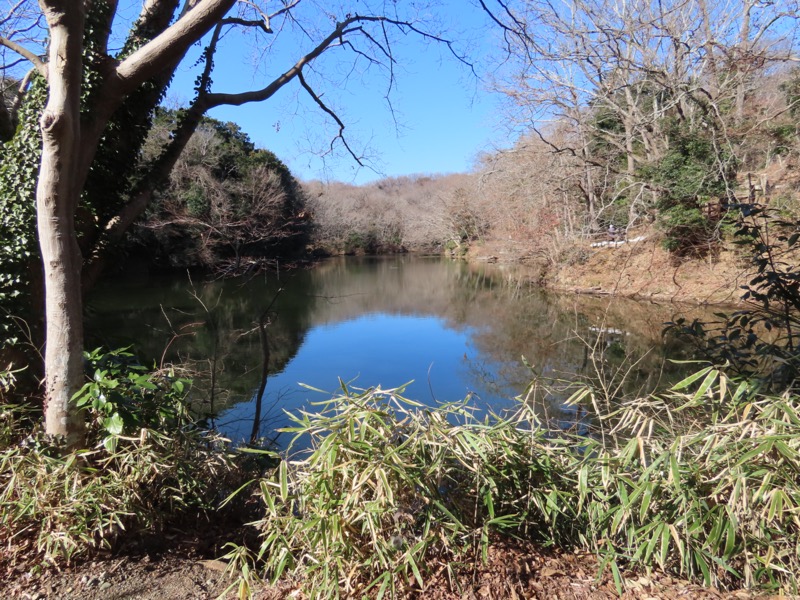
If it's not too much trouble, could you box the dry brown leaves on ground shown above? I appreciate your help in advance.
[3,537,790,600]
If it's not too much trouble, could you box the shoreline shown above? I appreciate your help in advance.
[464,233,751,308]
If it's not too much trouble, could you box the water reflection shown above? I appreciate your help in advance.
[85,256,712,445]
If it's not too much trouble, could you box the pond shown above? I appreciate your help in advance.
[85,255,709,446]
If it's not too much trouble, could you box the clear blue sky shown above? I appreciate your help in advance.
[166,2,507,185]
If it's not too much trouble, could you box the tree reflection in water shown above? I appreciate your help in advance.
[85,256,715,445]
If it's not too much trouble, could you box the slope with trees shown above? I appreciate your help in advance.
[131,110,308,274]
[476,0,800,255]
[304,173,487,255]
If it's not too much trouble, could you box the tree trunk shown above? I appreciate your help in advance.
[36,0,86,448]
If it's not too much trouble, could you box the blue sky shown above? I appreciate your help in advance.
[166,2,508,185]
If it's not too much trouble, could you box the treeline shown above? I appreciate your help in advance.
[308,0,800,260]
[303,174,484,254]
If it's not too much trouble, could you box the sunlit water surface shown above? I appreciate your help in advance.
[86,256,708,446]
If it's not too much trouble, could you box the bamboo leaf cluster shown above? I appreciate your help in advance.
[233,373,800,596]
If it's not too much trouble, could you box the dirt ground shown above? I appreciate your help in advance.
[1,534,787,600]
[470,231,753,306]
[551,237,750,305]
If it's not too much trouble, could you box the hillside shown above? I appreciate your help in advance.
[550,235,750,305]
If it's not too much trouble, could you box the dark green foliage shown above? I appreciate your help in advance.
[0,349,242,565]
[182,183,210,218]
[0,78,17,141]
[0,77,45,347]
[206,120,256,179]
[134,112,308,271]
[658,205,716,253]
[73,348,190,448]
[343,230,380,254]
[666,205,800,389]
[80,5,172,229]
[640,120,736,254]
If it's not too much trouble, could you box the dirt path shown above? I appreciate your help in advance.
[2,536,786,599]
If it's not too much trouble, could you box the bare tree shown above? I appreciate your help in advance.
[0,0,43,139]
[305,173,486,253]
[481,0,800,228]
[147,154,300,272]
[0,0,469,447]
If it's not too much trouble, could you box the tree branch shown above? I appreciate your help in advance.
[0,36,46,77]
[113,0,235,95]
[204,13,467,106]
[121,0,182,58]
[297,70,363,166]
[220,17,272,34]
[9,67,33,113]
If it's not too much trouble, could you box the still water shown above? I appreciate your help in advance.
[85,256,705,445]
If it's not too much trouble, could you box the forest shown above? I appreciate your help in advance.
[2,0,800,598]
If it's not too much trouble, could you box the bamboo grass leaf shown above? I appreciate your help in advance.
[693,370,719,401]
[279,461,289,503]
[406,550,424,589]
[694,549,711,586]
[672,366,714,391]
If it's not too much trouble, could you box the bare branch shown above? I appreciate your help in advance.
[265,0,303,22]
[204,13,468,107]
[220,17,272,34]
[201,15,356,108]
[1,56,29,71]
[0,0,27,29]
[0,35,46,76]
[297,69,363,166]
[9,66,33,113]
[114,0,235,95]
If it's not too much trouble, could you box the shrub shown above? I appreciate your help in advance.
[226,373,800,597]
[0,349,239,566]
[640,119,736,255]
[667,204,800,389]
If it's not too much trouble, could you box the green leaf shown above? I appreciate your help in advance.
[279,460,289,502]
[406,551,424,589]
[103,412,124,435]
[672,366,713,391]
[660,523,671,568]
[694,549,711,585]
[103,435,118,452]
[692,369,719,401]
[71,382,94,404]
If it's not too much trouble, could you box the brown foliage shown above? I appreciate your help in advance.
[305,173,488,253]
